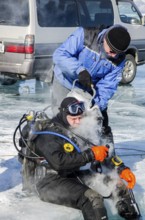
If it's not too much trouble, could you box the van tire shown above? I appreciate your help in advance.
[121,54,136,84]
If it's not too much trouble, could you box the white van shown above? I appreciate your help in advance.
[0,0,145,84]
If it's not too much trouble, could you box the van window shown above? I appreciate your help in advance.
[117,0,142,25]
[37,0,79,27]
[83,0,114,28]
[0,0,29,26]
[36,0,113,28]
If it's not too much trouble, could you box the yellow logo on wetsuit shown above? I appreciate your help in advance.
[63,143,74,152]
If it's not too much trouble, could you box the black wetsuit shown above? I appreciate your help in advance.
[26,113,138,220]
[34,113,108,220]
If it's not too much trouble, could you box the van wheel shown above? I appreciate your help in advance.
[121,54,136,84]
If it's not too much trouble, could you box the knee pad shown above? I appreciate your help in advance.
[84,189,104,209]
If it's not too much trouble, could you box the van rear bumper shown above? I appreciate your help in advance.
[0,59,34,78]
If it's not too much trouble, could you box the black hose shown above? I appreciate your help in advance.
[13,115,42,159]
[115,147,145,157]
[115,147,145,153]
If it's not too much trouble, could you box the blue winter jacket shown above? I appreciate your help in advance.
[53,27,125,110]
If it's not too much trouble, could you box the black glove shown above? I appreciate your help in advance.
[78,70,92,90]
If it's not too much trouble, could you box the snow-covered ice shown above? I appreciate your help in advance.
[0,65,145,219]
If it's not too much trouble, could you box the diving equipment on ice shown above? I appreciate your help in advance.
[13,110,50,191]
[13,109,82,191]
[13,108,141,219]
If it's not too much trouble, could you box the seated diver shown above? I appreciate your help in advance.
[19,97,138,220]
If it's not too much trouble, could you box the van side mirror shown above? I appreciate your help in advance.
[142,15,145,25]
[130,18,141,25]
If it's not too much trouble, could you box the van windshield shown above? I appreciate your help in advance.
[37,0,114,28]
[0,0,29,26]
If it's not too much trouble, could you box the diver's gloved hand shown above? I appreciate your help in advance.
[91,146,109,162]
[119,168,136,189]
[78,70,93,90]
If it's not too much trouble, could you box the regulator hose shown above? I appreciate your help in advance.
[13,114,81,161]
[32,131,81,153]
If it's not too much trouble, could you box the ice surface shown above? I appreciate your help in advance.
[0,65,145,219]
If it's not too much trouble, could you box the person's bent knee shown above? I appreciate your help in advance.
[84,189,104,209]
[80,189,108,220]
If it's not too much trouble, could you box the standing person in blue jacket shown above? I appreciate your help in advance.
[52,25,131,145]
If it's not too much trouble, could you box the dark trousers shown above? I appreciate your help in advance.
[100,108,115,157]
[101,108,112,134]
[36,172,108,220]
[36,171,138,220]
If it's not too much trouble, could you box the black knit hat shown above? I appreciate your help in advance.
[105,26,131,53]
[60,97,84,116]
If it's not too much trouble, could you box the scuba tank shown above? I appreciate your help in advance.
[13,108,82,192]
[13,109,52,192]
